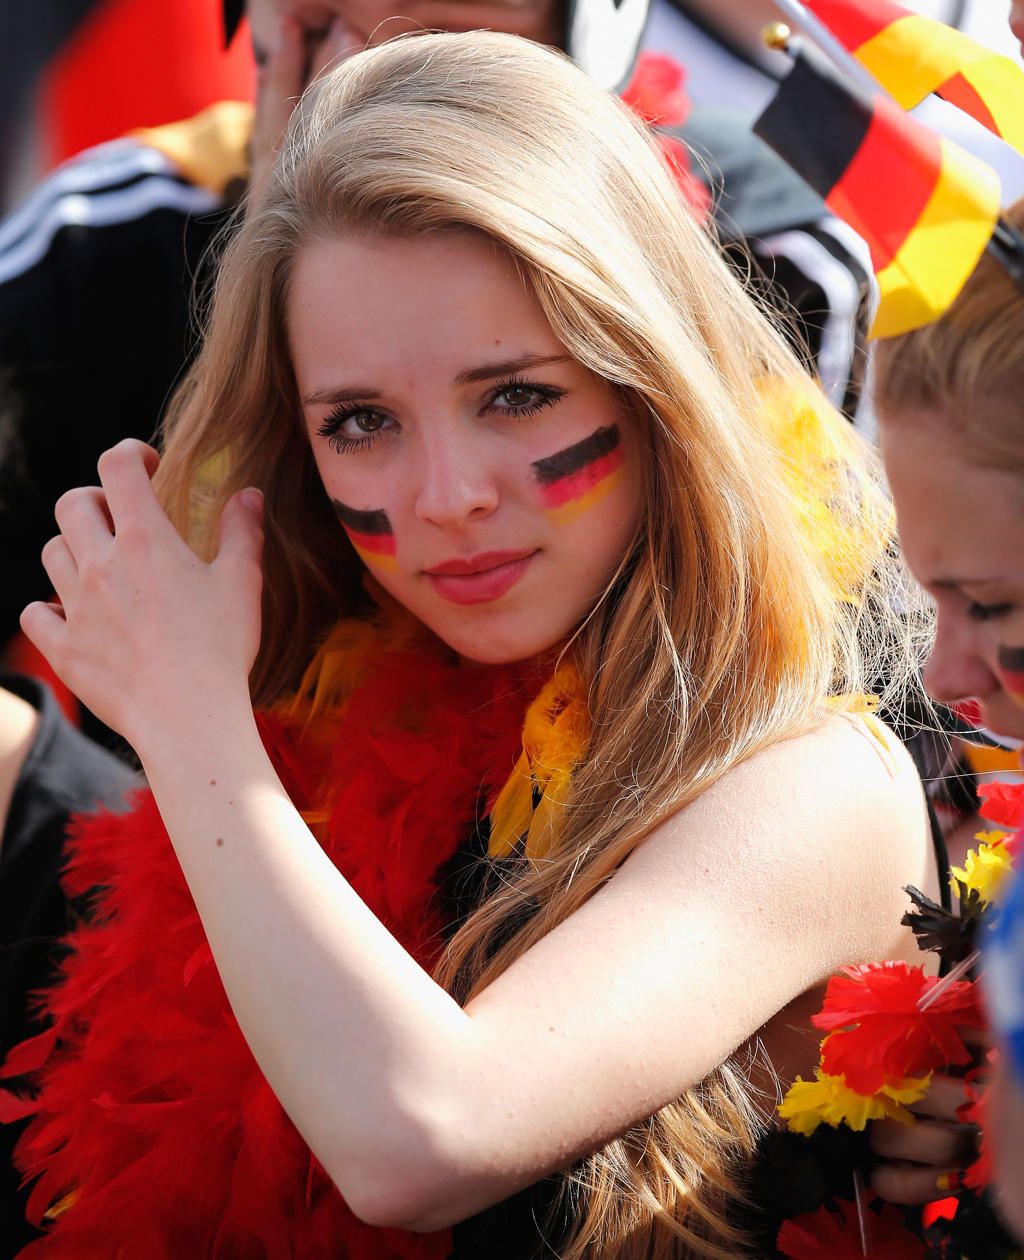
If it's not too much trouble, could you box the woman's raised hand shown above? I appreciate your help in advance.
[20,440,264,750]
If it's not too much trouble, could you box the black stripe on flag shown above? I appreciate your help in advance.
[754,43,874,201]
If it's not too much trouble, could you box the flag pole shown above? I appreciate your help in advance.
[989,216,1024,290]
[771,0,893,98]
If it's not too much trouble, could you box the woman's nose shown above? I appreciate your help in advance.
[413,433,500,529]
[923,611,999,707]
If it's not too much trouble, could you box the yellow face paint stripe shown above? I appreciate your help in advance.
[543,467,623,526]
[353,545,399,572]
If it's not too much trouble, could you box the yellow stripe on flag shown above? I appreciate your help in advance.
[871,136,1000,338]
[856,15,1024,155]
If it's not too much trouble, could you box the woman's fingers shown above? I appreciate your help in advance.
[215,488,265,573]
[40,536,77,607]
[871,1115,979,1166]
[907,1072,978,1122]
[249,15,306,204]
[95,440,164,540]
[54,486,113,563]
[20,601,68,664]
[870,1159,966,1206]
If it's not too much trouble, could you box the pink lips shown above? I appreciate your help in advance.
[424,549,538,605]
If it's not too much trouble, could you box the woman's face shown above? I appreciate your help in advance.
[880,405,1024,739]
[288,231,644,663]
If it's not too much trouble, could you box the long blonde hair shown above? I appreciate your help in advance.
[873,196,1024,470]
[158,31,913,1257]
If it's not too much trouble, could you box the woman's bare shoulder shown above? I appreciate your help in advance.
[622,714,932,976]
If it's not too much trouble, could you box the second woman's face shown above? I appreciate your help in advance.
[880,406,1024,740]
[288,232,644,663]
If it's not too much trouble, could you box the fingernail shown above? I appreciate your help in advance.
[241,487,264,514]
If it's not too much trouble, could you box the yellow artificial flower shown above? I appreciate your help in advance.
[779,1066,931,1136]
[951,830,1016,905]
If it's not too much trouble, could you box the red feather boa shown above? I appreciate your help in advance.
[1,640,531,1258]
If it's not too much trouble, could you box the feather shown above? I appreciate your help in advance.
[3,611,534,1258]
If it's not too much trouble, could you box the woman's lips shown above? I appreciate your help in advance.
[425,550,538,605]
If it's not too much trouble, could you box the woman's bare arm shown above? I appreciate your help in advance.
[22,441,932,1230]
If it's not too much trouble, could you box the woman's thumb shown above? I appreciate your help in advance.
[217,488,265,569]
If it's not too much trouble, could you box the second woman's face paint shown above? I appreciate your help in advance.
[331,500,398,571]
[531,424,625,524]
[997,644,1024,709]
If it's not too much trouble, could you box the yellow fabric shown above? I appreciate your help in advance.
[857,15,1024,155]
[962,741,1024,776]
[872,136,1000,338]
[131,100,254,196]
[488,661,589,861]
[758,375,890,604]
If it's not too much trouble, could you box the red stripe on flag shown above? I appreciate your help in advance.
[826,99,941,272]
[805,0,909,52]
[938,71,1000,136]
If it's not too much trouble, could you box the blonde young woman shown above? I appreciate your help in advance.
[869,196,1024,1240]
[4,31,933,1260]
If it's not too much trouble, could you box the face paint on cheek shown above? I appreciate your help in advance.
[997,644,1024,708]
[331,500,399,571]
[531,424,625,525]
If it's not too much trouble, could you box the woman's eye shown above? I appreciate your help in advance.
[316,406,393,453]
[966,600,1014,622]
[487,378,566,418]
[498,385,541,408]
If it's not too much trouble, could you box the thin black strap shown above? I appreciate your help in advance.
[925,794,955,977]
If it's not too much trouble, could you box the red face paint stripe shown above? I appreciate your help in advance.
[539,446,625,510]
[345,529,397,557]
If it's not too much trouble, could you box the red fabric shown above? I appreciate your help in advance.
[814,962,986,1095]
[805,0,912,52]
[41,0,255,167]
[1,645,529,1258]
[977,780,1024,830]
[3,633,79,725]
[825,97,942,273]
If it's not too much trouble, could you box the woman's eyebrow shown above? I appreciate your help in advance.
[302,385,381,406]
[302,354,572,405]
[455,353,571,385]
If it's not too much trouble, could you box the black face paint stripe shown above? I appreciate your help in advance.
[998,644,1024,674]
[531,425,621,485]
[331,500,393,535]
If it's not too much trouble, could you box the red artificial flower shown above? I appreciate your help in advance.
[621,52,691,126]
[777,1197,925,1259]
[815,962,986,1095]
[619,53,711,221]
[977,780,1024,830]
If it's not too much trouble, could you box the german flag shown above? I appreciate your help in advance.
[754,42,1000,337]
[805,0,1024,156]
